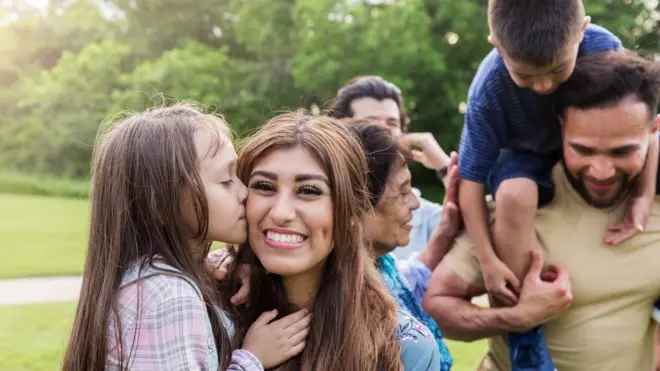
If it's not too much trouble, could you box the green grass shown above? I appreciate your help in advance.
[0,301,76,371]
[0,172,89,199]
[0,193,89,279]
[0,301,487,371]
[447,339,488,370]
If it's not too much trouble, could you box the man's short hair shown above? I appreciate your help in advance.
[488,0,585,67]
[557,50,660,119]
[328,75,409,133]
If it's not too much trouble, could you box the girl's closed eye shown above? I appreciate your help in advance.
[221,178,233,187]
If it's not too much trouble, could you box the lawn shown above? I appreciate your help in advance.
[0,301,487,371]
[0,193,89,279]
[0,302,76,371]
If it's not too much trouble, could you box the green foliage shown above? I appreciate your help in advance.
[0,0,657,186]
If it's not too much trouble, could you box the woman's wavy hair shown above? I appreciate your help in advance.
[223,113,402,370]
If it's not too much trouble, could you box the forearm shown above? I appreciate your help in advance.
[459,180,495,264]
[423,294,522,342]
[640,134,659,198]
[417,232,453,270]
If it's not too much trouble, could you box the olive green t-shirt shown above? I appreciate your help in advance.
[444,164,660,371]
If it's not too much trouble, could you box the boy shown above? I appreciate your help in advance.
[458,0,660,370]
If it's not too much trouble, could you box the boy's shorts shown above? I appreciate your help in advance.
[488,149,562,208]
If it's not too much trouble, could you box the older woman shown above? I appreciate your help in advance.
[351,122,461,371]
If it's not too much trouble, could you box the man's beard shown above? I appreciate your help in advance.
[562,161,639,209]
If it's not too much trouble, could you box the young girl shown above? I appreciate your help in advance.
[61,103,310,371]
[223,113,440,370]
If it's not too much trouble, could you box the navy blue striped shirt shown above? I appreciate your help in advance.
[458,24,622,183]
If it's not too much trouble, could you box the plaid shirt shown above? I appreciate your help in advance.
[106,259,263,371]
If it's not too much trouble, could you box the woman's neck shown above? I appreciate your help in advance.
[282,264,324,309]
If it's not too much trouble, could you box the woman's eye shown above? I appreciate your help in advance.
[299,185,322,196]
[250,181,275,192]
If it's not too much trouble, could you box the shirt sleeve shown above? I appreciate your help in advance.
[458,101,504,183]
[396,256,432,304]
[228,349,265,371]
[420,199,443,243]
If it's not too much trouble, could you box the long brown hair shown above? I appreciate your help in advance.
[223,113,402,371]
[62,103,233,370]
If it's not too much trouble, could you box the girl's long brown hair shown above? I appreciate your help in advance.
[223,113,402,371]
[62,103,233,370]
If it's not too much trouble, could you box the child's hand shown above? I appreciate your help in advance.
[481,256,521,307]
[242,308,312,368]
[207,250,252,305]
[604,195,651,245]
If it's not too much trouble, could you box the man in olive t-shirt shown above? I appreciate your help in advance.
[422,51,660,370]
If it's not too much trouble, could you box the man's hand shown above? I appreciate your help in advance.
[437,152,462,238]
[399,132,450,171]
[511,250,572,331]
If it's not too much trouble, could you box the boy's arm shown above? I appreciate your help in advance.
[605,134,658,245]
[640,134,659,200]
[459,181,495,264]
[458,101,520,304]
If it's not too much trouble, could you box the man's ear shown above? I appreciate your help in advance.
[652,113,660,135]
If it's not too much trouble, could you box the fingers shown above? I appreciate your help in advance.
[411,150,425,163]
[253,309,278,327]
[494,288,518,306]
[285,340,306,358]
[604,227,637,245]
[540,271,557,282]
[607,222,624,232]
[525,249,544,280]
[272,308,310,329]
[283,312,312,337]
[230,280,250,305]
[214,265,229,280]
[444,202,460,226]
[448,151,458,168]
[444,166,460,204]
[287,323,311,344]
[506,271,521,294]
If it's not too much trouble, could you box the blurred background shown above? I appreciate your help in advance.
[0,0,658,370]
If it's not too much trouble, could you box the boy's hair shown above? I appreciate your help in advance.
[488,0,585,67]
[557,50,660,119]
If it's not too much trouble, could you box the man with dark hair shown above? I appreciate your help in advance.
[455,1,660,369]
[424,50,660,371]
[329,75,452,259]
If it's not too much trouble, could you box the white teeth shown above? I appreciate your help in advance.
[266,231,304,244]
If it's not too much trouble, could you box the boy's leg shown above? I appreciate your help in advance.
[488,150,558,371]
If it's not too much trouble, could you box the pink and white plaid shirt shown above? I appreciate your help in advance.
[106,258,262,371]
